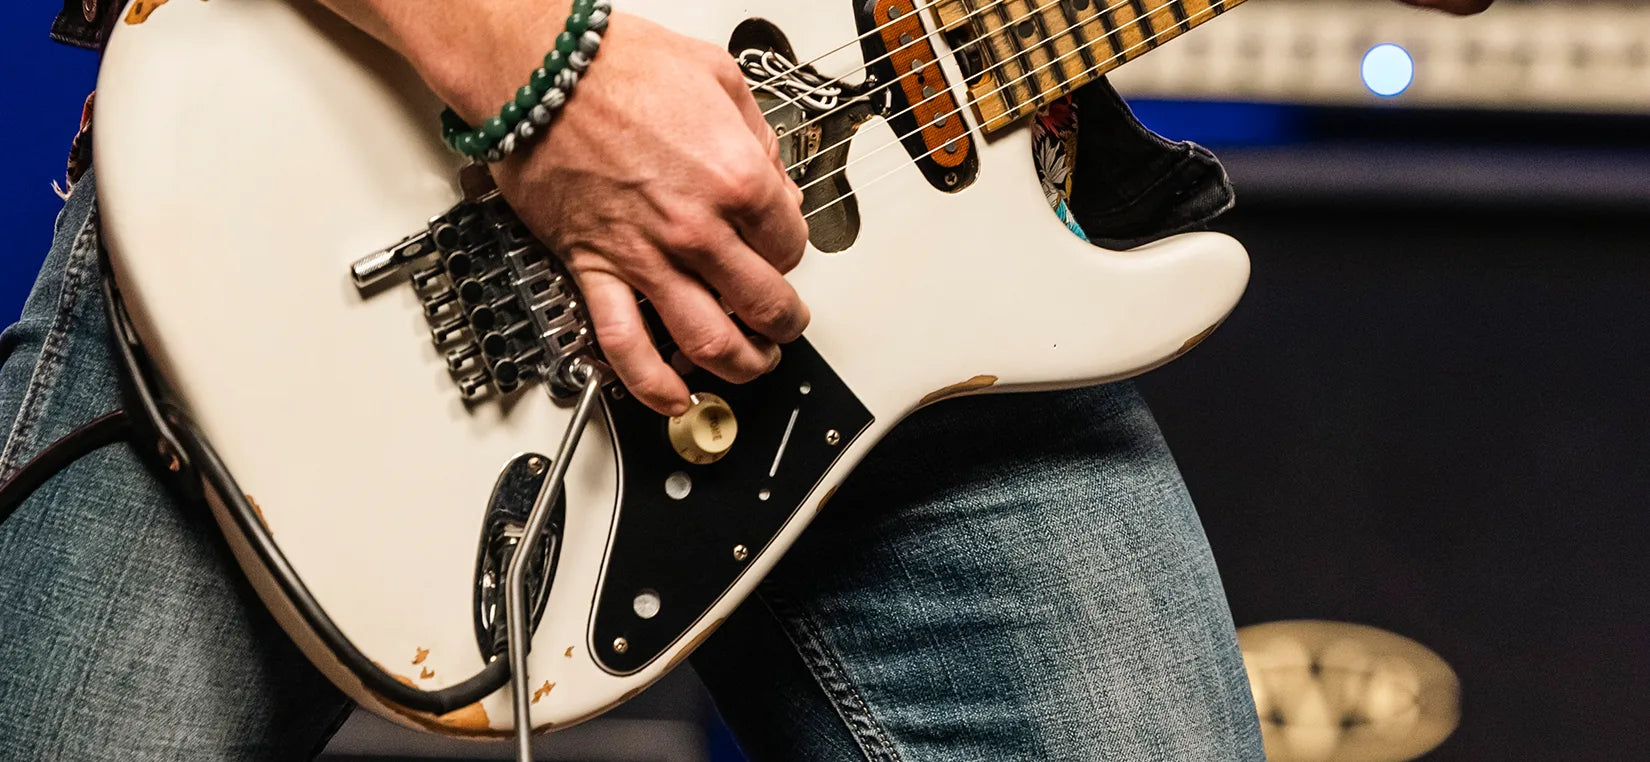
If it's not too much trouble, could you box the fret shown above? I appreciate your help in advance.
[988,1,1039,98]
[1128,0,1160,52]
[1168,0,1190,32]
[983,0,1042,115]
[946,0,1029,125]
[1001,0,1071,101]
[1107,1,1152,58]
[1055,0,1100,73]
[953,0,1249,133]
[1093,2,1126,61]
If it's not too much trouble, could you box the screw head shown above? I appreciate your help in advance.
[824,429,841,446]
[732,544,750,562]
[612,637,629,654]
[527,456,547,474]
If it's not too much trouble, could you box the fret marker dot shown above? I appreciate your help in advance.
[1362,43,1414,98]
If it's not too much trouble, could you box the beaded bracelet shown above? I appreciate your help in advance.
[442,0,612,163]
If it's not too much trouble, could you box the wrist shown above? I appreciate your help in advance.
[322,0,574,123]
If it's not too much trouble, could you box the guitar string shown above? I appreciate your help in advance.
[744,0,948,100]
[804,0,1224,222]
[764,0,1136,151]
[753,0,1079,121]
[792,0,1191,189]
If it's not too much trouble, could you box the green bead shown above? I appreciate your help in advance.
[566,12,590,35]
[440,108,472,135]
[501,101,525,125]
[457,132,483,156]
[515,85,540,109]
[481,117,509,140]
[530,67,552,93]
[555,31,577,56]
[572,0,596,14]
[543,49,568,76]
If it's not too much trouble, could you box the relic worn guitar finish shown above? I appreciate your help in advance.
[94,0,1250,739]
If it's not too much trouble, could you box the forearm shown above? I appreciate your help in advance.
[318,0,574,121]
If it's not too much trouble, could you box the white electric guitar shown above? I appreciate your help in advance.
[92,0,1251,747]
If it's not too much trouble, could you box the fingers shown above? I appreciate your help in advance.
[579,268,690,416]
[683,231,810,344]
[726,170,811,275]
[716,56,807,209]
[1398,0,1494,14]
[645,267,782,385]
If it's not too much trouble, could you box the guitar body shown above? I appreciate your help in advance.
[94,0,1248,736]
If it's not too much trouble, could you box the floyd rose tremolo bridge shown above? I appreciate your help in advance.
[349,180,595,401]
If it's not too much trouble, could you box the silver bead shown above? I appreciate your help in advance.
[539,87,567,110]
[529,104,552,125]
[579,30,602,56]
[499,133,518,155]
[594,0,612,15]
[589,9,609,33]
[515,120,536,140]
[569,51,591,73]
[556,68,579,90]
[484,148,503,163]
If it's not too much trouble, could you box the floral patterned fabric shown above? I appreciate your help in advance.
[1032,95,1088,241]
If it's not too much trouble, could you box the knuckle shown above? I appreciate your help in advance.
[712,54,747,85]
[593,317,647,358]
[680,327,743,367]
[709,158,770,211]
[743,296,801,338]
[659,223,716,258]
[772,242,805,274]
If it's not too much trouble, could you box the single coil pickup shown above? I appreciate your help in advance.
[856,0,980,191]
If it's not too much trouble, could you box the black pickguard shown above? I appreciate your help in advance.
[590,338,872,673]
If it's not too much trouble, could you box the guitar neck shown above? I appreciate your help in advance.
[932,0,1248,132]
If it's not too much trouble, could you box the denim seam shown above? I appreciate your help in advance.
[758,584,903,762]
[0,210,99,480]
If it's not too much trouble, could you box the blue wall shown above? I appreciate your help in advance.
[1,5,101,322]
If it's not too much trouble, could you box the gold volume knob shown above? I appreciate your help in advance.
[668,393,738,464]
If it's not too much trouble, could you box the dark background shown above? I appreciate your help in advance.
[5,2,1647,760]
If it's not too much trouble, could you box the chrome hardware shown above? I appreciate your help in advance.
[430,315,469,345]
[732,544,750,562]
[421,288,459,317]
[348,188,598,402]
[457,372,492,399]
[446,344,481,372]
[351,232,434,289]
[410,264,445,292]
[506,361,606,761]
[472,452,560,666]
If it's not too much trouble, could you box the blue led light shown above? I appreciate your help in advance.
[1362,43,1415,97]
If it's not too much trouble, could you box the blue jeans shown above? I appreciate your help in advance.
[0,174,1261,760]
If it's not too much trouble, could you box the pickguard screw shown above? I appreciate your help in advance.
[944,172,959,187]
[732,544,750,562]
[825,429,841,446]
[612,637,629,654]
[527,456,547,474]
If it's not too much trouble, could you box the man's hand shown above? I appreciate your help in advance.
[1395,0,1494,14]
[322,2,808,416]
